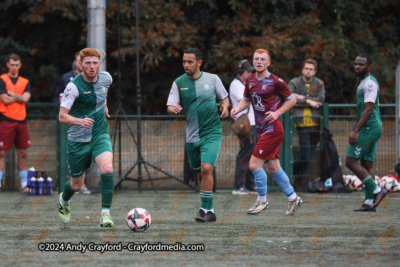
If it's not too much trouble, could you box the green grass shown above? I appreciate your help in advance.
[0,190,399,266]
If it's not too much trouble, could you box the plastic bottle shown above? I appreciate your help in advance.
[46,177,53,196]
[37,177,44,196]
[30,177,36,195]
[27,167,35,188]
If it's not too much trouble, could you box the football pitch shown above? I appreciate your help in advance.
[0,190,399,266]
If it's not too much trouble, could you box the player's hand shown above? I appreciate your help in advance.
[169,104,182,114]
[220,105,228,118]
[348,130,358,145]
[264,111,279,122]
[230,109,238,119]
[105,105,110,118]
[80,118,95,129]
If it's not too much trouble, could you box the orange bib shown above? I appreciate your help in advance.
[0,74,28,121]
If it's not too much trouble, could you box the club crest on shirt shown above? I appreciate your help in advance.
[203,84,211,91]
[251,92,265,112]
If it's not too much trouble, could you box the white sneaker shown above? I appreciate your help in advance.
[286,196,302,215]
[247,201,269,215]
[76,184,91,195]
[232,187,250,195]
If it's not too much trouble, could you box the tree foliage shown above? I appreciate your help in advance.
[0,0,399,114]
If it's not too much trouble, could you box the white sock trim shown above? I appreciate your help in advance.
[61,196,70,204]
[101,209,110,215]
[365,199,373,206]
[257,195,267,203]
[373,187,381,194]
[288,192,297,202]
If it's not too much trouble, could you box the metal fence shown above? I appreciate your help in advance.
[1,103,396,192]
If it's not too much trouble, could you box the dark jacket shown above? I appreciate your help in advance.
[53,70,78,103]
[288,76,325,125]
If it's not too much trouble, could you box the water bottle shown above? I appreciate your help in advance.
[46,177,53,196]
[30,177,36,195]
[37,177,44,196]
[27,167,35,188]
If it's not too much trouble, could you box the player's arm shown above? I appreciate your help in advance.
[58,83,93,128]
[265,95,296,122]
[348,102,374,145]
[219,97,229,118]
[167,104,182,115]
[7,91,31,103]
[59,107,94,129]
[105,101,110,118]
[0,79,16,104]
[0,92,16,104]
[167,82,182,115]
[231,98,251,119]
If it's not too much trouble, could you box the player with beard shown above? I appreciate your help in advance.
[167,48,229,223]
[58,48,115,227]
[231,49,302,216]
[345,54,386,212]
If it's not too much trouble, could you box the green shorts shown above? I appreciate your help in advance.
[67,133,113,178]
[185,134,222,173]
[346,125,382,162]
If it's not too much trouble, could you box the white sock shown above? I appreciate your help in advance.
[200,208,207,213]
[61,196,70,204]
[101,209,110,215]
[257,195,267,203]
[21,181,27,189]
[288,192,297,202]
[365,199,373,206]
[207,209,214,214]
[373,187,381,194]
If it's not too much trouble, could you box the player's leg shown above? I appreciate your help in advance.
[59,174,85,224]
[92,135,114,227]
[198,134,222,222]
[58,141,91,223]
[15,123,31,193]
[247,155,269,214]
[362,138,386,209]
[95,152,114,227]
[16,149,28,192]
[248,132,286,215]
[346,135,384,211]
[186,141,205,222]
[267,158,302,215]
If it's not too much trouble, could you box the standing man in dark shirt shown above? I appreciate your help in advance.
[0,54,31,192]
[53,51,82,103]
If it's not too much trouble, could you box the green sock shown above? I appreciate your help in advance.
[62,180,76,202]
[362,175,378,200]
[200,190,213,210]
[100,173,114,209]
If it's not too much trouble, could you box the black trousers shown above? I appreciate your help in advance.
[233,126,257,190]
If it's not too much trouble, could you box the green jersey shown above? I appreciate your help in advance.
[356,74,381,128]
[167,71,228,143]
[60,71,113,142]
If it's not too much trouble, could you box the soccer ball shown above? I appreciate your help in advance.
[343,175,353,187]
[348,175,363,191]
[379,176,399,192]
[126,208,151,232]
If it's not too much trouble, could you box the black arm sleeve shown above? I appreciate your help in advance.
[0,78,7,95]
